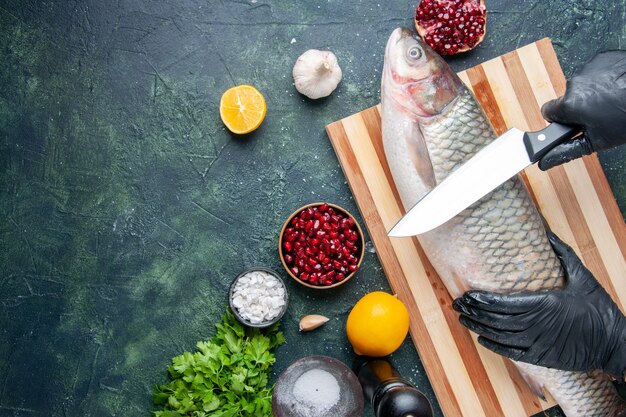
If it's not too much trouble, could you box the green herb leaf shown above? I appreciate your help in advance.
[153,308,285,417]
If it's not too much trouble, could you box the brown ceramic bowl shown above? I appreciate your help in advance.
[278,202,365,290]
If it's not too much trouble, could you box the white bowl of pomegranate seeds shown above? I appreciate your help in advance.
[279,202,364,289]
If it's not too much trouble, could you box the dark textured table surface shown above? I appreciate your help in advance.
[0,1,624,416]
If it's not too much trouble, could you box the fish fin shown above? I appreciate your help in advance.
[516,364,547,401]
[381,97,436,209]
[408,124,436,191]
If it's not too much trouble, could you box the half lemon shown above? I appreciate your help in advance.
[219,85,267,134]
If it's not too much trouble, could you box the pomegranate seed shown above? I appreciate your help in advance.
[283,204,362,285]
[322,241,331,253]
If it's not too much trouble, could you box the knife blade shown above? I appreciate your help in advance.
[388,122,580,237]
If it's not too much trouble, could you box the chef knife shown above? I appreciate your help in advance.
[388,122,580,237]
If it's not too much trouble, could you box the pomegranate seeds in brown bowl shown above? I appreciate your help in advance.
[278,202,365,289]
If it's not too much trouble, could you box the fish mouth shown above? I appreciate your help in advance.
[393,27,415,41]
[386,27,417,53]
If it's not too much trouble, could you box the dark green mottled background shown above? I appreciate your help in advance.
[0,1,624,416]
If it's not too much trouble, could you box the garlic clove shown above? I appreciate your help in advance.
[299,314,330,332]
[293,49,342,99]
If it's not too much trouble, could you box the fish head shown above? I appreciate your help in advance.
[382,28,465,118]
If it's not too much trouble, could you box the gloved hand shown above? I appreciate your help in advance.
[453,232,626,378]
[539,50,626,171]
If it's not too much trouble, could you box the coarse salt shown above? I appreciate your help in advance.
[231,270,286,324]
[291,369,340,415]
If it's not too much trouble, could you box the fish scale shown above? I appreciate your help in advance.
[516,365,626,416]
[381,28,626,416]
[418,90,563,293]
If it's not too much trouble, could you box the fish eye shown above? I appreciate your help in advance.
[407,46,422,60]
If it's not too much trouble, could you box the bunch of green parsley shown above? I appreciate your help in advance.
[153,309,286,417]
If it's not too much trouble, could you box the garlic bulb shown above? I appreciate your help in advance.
[292,49,342,99]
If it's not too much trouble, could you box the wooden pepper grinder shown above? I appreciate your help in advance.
[354,357,434,417]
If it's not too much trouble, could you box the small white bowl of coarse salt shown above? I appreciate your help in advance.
[229,267,289,328]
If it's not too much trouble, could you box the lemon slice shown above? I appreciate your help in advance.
[219,85,267,134]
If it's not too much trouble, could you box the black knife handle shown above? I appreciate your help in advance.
[523,122,581,163]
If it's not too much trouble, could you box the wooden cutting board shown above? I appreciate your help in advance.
[326,38,626,417]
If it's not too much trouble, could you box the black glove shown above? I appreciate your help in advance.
[453,232,626,378]
[539,50,626,171]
